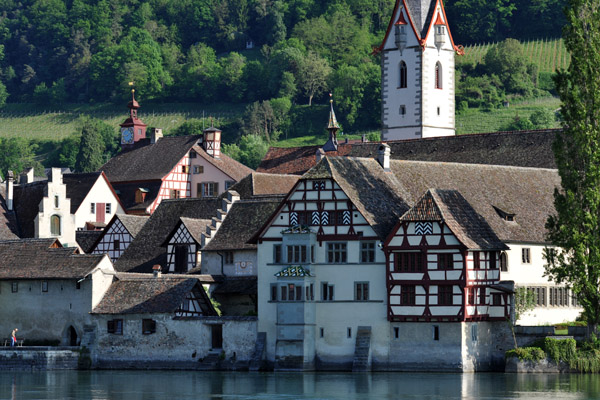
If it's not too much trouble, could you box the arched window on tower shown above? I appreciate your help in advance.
[435,62,443,89]
[399,61,407,88]
[50,215,61,236]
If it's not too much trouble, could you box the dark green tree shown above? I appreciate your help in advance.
[545,0,600,334]
[0,138,39,178]
[75,117,114,173]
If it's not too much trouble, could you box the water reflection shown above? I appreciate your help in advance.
[1,371,599,400]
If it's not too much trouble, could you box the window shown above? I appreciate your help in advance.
[399,105,406,116]
[347,328,352,338]
[50,215,61,236]
[435,62,443,89]
[193,165,203,174]
[437,107,440,116]
[181,165,189,173]
[114,239,120,251]
[335,211,350,226]
[41,281,48,293]
[438,285,453,305]
[468,288,475,305]
[479,288,486,305]
[471,325,478,342]
[142,319,156,335]
[174,245,189,273]
[399,61,407,88]
[549,287,569,307]
[287,245,308,263]
[401,285,416,305]
[360,242,375,263]
[135,189,147,204]
[280,285,288,301]
[489,252,497,269]
[526,287,546,306]
[305,283,314,301]
[225,180,235,190]
[200,182,218,198]
[473,252,480,269]
[170,189,181,199]
[522,248,531,264]
[54,195,59,208]
[106,203,112,214]
[433,325,440,341]
[11,282,18,293]
[189,150,197,158]
[313,181,326,190]
[91,203,95,213]
[271,284,277,301]
[224,251,234,264]
[493,293,502,306]
[320,328,324,338]
[76,281,81,290]
[500,252,508,272]
[395,252,423,272]
[107,319,123,335]
[394,327,399,339]
[273,244,282,263]
[321,282,334,301]
[437,253,454,270]
[355,282,369,301]
[327,243,347,263]
[286,283,303,301]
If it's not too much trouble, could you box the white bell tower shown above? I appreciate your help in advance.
[377,0,462,141]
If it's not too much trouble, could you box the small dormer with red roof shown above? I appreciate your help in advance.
[120,89,148,148]
[377,0,462,141]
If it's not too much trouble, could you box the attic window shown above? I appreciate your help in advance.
[493,206,515,222]
[189,150,197,158]
[135,188,149,204]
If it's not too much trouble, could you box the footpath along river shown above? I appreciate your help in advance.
[1,370,600,399]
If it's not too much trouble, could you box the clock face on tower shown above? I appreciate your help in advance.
[121,127,134,144]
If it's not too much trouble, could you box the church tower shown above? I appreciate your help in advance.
[376,0,462,141]
[120,89,147,148]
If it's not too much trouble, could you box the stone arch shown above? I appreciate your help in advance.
[62,324,80,346]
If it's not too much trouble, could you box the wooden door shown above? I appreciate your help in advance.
[96,203,105,223]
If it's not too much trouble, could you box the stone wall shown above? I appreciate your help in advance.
[0,348,79,370]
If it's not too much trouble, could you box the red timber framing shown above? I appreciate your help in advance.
[384,220,508,323]
[151,152,193,213]
[259,178,377,244]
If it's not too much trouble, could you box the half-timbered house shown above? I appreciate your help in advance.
[90,214,148,261]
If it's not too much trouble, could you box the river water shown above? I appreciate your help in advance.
[1,370,600,400]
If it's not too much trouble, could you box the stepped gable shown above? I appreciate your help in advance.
[0,238,106,279]
[350,129,558,169]
[225,172,300,199]
[0,186,20,240]
[303,157,410,240]
[109,181,162,213]
[100,135,202,182]
[388,159,560,243]
[114,197,220,273]
[92,273,217,315]
[192,144,253,182]
[399,189,508,250]
[256,143,354,175]
[203,200,281,252]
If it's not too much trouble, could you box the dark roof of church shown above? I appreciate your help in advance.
[92,273,217,315]
[405,0,436,37]
[399,189,509,250]
[203,200,281,251]
[0,238,106,279]
[115,198,220,273]
[100,135,202,182]
[257,130,558,175]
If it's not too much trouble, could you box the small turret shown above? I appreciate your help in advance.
[322,94,340,152]
[120,87,148,147]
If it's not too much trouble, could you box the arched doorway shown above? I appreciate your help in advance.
[67,326,78,346]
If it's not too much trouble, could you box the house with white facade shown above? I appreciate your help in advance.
[89,214,148,261]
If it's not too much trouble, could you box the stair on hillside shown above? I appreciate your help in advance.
[249,332,267,371]
[352,326,372,372]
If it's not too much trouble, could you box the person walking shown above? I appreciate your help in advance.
[11,328,18,347]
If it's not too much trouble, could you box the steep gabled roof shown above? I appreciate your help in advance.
[63,172,102,213]
[110,180,162,213]
[92,273,217,315]
[77,230,103,253]
[399,189,508,250]
[192,144,254,182]
[203,200,281,252]
[100,135,202,182]
[176,217,212,244]
[115,198,220,273]
[256,143,355,175]
[0,238,108,279]
[88,214,149,254]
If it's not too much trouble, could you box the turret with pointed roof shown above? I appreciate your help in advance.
[323,94,340,152]
[120,89,148,148]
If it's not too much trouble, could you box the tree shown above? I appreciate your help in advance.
[545,0,600,335]
[222,134,269,169]
[0,138,39,178]
[297,51,331,106]
[75,117,114,173]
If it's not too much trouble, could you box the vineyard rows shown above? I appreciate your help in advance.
[460,38,570,73]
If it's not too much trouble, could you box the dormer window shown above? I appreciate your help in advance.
[493,206,516,222]
[135,188,148,204]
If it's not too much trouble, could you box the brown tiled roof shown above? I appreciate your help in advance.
[0,186,19,240]
[92,273,217,315]
[203,200,281,251]
[256,143,354,175]
[76,230,103,253]
[178,217,211,244]
[225,172,299,199]
[115,198,220,273]
[0,238,106,279]
[193,144,254,182]
[387,159,560,243]
[111,180,162,213]
[257,130,558,175]
[100,135,202,182]
[400,189,508,250]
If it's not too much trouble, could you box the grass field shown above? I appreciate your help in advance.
[459,38,570,73]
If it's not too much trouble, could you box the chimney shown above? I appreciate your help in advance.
[377,143,391,171]
[316,148,325,163]
[20,168,34,184]
[150,128,163,144]
[48,167,63,184]
[152,264,162,278]
[6,170,13,211]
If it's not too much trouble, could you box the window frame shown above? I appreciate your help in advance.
[142,319,156,335]
[273,244,282,263]
[287,245,308,264]
[435,62,443,89]
[399,61,407,88]
[437,253,454,270]
[326,242,347,264]
[438,285,453,306]
[354,281,370,301]
[107,319,123,335]
[395,252,423,272]
[522,248,531,264]
[41,281,48,293]
[321,282,334,301]
[360,242,376,263]
[50,214,61,236]
[401,285,416,305]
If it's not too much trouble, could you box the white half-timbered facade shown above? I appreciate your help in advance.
[385,190,511,323]
[164,217,210,273]
[91,214,148,262]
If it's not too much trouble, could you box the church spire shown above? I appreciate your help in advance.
[120,84,147,147]
[323,94,340,152]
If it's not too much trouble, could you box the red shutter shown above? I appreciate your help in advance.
[96,203,106,223]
